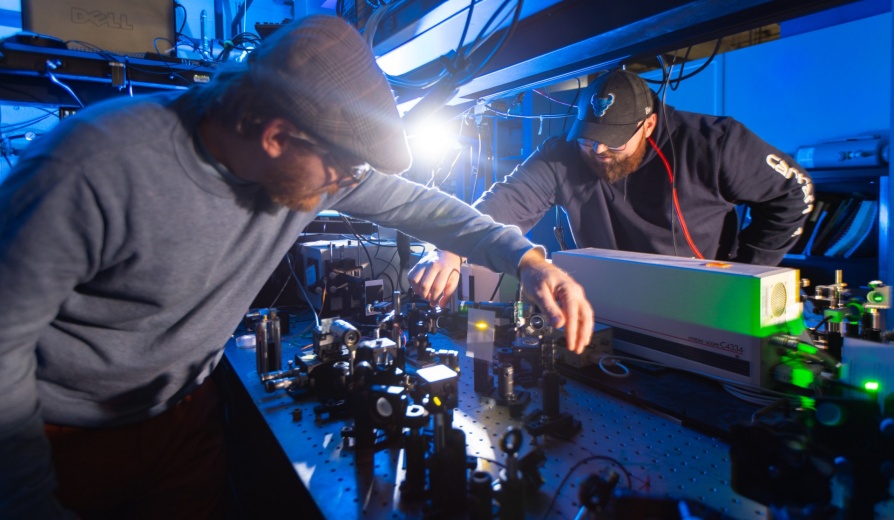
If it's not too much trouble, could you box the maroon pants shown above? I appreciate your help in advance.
[45,377,227,519]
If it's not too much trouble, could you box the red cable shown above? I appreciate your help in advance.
[648,137,705,259]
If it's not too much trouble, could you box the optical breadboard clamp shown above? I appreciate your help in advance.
[553,248,803,388]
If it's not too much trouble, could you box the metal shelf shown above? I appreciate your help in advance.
[807,166,888,183]
[785,166,889,322]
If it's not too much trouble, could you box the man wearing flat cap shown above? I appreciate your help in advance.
[0,15,593,518]
[410,69,814,303]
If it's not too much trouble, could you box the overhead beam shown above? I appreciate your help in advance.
[371,0,857,107]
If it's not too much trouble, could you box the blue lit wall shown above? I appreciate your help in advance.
[644,12,891,158]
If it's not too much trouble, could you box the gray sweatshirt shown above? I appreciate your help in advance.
[0,90,535,517]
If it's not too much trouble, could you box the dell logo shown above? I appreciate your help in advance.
[71,8,134,30]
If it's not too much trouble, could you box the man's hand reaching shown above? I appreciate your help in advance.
[409,248,594,354]
[516,249,594,354]
[408,249,463,308]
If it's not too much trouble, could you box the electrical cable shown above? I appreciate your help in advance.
[553,206,568,251]
[339,234,398,285]
[649,136,704,259]
[363,0,448,89]
[215,32,261,63]
[287,250,320,328]
[431,111,472,190]
[367,0,523,99]
[488,273,505,301]
[174,3,188,34]
[339,214,377,279]
[471,121,484,203]
[66,39,207,85]
[379,271,397,296]
[456,0,476,58]
[542,84,553,135]
[268,253,294,309]
[722,383,789,407]
[328,232,404,295]
[644,38,722,91]
[229,0,252,40]
[595,352,818,406]
[653,56,678,257]
[541,454,633,520]
[668,45,692,92]
[533,87,575,107]
[666,38,723,90]
[647,55,670,99]
[561,78,582,136]
[1,112,55,133]
[381,247,402,285]
[455,0,523,85]
[44,66,85,108]
[597,356,630,378]
[175,33,211,61]
[484,106,575,121]
[153,36,177,57]
[811,314,834,332]
[638,39,723,260]
[769,334,840,372]
[436,144,466,191]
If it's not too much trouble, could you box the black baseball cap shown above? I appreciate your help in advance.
[567,70,654,148]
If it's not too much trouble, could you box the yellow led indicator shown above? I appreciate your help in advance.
[475,321,489,331]
[865,381,880,392]
[433,396,442,407]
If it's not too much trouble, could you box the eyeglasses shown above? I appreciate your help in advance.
[286,132,372,188]
[577,119,646,152]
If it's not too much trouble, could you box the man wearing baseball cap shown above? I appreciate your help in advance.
[410,69,813,304]
[0,15,593,518]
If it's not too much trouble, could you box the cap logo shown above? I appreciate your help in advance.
[590,93,614,118]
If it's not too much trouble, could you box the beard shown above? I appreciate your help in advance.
[258,156,339,212]
[582,133,649,184]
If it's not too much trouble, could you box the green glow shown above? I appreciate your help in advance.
[778,357,816,389]
[864,381,880,392]
[824,309,844,323]
[789,366,816,388]
[797,343,819,355]
[870,292,886,303]
[606,269,804,337]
